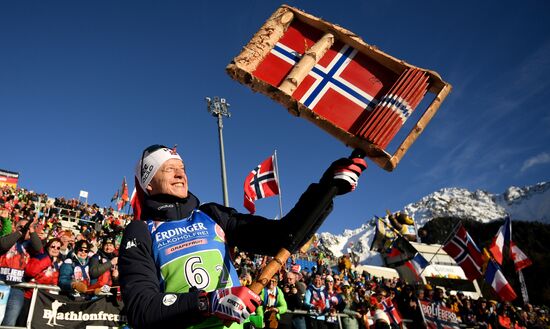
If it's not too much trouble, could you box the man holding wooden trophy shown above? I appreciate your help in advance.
[119,5,450,329]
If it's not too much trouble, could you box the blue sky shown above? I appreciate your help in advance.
[1,1,549,234]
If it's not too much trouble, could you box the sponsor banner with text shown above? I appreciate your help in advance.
[31,290,127,329]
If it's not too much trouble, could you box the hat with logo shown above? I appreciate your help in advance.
[132,144,182,220]
[136,145,182,193]
[102,236,115,246]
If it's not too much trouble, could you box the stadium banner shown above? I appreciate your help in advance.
[420,300,460,329]
[0,169,19,188]
[31,290,127,329]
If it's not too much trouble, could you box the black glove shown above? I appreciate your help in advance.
[19,217,35,237]
[321,157,367,195]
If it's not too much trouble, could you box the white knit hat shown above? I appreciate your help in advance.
[135,145,182,194]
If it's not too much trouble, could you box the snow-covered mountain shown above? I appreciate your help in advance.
[404,182,550,228]
[319,181,550,265]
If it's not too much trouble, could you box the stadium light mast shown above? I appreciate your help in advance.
[205,96,231,207]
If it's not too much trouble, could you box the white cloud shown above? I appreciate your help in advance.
[521,152,550,173]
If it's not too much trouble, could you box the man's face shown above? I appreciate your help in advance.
[147,159,188,198]
[103,243,115,253]
[268,278,277,288]
[313,275,323,288]
[287,274,296,285]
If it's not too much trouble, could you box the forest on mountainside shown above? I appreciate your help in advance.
[421,217,550,306]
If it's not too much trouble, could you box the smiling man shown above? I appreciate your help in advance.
[119,144,366,329]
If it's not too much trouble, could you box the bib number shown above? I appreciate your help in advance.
[185,256,210,290]
[161,249,233,293]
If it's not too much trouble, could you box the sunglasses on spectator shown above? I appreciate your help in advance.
[49,245,61,250]
[78,248,89,253]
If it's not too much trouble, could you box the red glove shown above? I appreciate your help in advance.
[322,158,367,195]
[208,286,261,324]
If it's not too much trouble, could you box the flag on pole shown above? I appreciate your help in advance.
[111,190,119,202]
[488,217,511,264]
[243,155,280,214]
[409,252,430,276]
[484,259,517,302]
[402,252,430,281]
[488,217,532,271]
[117,177,129,211]
[510,241,532,271]
[442,224,484,280]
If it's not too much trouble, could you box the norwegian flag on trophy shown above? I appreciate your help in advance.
[244,155,280,214]
[442,224,485,280]
[253,20,399,136]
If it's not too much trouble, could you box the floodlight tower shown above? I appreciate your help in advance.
[206,96,231,207]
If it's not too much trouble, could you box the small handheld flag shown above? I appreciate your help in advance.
[244,155,280,214]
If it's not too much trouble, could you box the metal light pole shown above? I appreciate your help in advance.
[206,96,231,207]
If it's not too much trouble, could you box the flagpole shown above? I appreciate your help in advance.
[273,150,284,219]
[418,220,462,278]
[517,269,529,304]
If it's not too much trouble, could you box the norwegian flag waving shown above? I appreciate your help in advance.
[243,155,280,214]
[443,224,485,280]
[381,298,402,326]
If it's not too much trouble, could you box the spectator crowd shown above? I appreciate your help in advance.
[0,185,548,328]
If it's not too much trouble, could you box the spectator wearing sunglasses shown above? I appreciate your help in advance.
[119,144,366,329]
[17,238,64,325]
[58,240,106,298]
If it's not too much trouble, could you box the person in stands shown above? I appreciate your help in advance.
[119,144,366,329]
[256,275,287,329]
[58,240,107,298]
[304,273,330,329]
[17,237,64,325]
[0,216,42,326]
[89,236,119,292]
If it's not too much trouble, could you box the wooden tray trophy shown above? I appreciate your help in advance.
[226,5,451,294]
